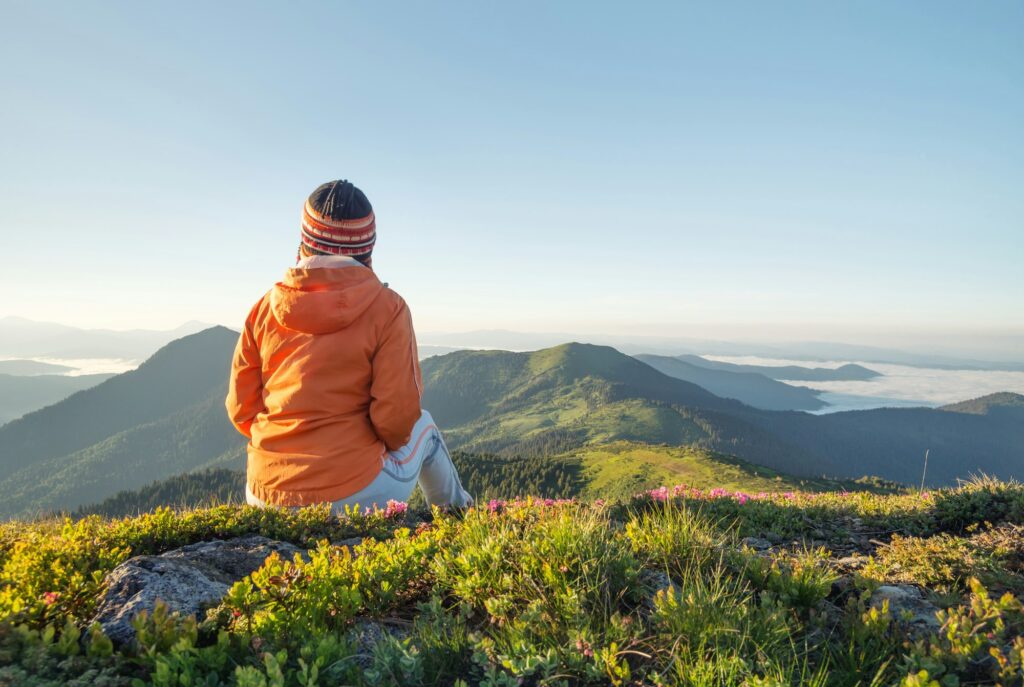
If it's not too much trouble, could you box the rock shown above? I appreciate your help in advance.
[764,531,783,544]
[350,619,410,669]
[741,536,772,551]
[869,585,942,639]
[835,555,868,570]
[91,536,304,645]
[638,569,674,611]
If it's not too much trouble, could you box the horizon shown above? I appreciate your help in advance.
[4,314,1024,366]
[1,2,1022,346]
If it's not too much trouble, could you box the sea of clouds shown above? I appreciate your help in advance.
[704,355,1024,414]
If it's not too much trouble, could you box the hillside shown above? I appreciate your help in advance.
[76,441,896,517]
[677,354,880,381]
[424,345,1024,486]
[635,353,825,411]
[419,343,790,460]
[75,468,246,518]
[0,372,114,425]
[0,327,245,518]
[941,391,1024,415]
[2,480,1023,686]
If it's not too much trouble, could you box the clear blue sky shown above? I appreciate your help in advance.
[1,1,1021,350]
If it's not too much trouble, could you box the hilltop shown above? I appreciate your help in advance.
[941,391,1024,415]
[1,479,1022,685]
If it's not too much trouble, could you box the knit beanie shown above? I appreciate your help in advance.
[299,180,376,266]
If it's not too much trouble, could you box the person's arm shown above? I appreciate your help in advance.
[370,300,423,450]
[225,308,264,438]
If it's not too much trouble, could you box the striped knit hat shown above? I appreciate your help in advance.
[299,180,376,265]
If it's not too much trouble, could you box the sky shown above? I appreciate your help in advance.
[1,1,1021,357]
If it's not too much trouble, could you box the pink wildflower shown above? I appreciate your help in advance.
[736,494,748,505]
[383,500,408,519]
[41,591,60,606]
[649,486,670,502]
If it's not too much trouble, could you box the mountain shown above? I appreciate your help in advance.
[0,360,75,375]
[0,373,114,426]
[6,333,1021,518]
[941,392,1024,415]
[423,345,1024,487]
[674,354,880,381]
[419,343,773,453]
[0,327,244,518]
[0,316,212,360]
[635,354,825,411]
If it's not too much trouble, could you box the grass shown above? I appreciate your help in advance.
[1,478,1023,685]
[568,441,861,499]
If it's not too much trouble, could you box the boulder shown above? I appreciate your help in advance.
[869,584,942,639]
[740,536,772,551]
[91,536,304,645]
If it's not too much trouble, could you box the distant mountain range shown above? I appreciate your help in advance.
[669,355,880,381]
[420,329,1024,371]
[0,316,212,360]
[0,360,75,375]
[634,354,826,411]
[1,328,1021,519]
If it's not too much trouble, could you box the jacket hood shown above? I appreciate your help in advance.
[270,266,384,334]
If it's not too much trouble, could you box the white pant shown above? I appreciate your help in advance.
[245,410,472,513]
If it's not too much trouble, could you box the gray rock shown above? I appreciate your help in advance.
[741,536,772,551]
[91,536,304,645]
[350,619,411,669]
[870,584,942,639]
[638,569,674,611]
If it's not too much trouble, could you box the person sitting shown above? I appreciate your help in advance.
[225,179,472,512]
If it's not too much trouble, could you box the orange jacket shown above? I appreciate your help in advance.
[226,260,423,506]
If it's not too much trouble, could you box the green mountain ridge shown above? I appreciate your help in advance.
[3,329,1021,519]
[0,327,245,518]
[424,345,1024,487]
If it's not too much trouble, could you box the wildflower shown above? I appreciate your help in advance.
[383,500,408,519]
[41,591,60,606]
[649,486,670,502]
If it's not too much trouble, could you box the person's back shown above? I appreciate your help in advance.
[226,180,471,511]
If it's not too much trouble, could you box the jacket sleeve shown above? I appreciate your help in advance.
[370,299,423,451]
[225,309,264,439]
